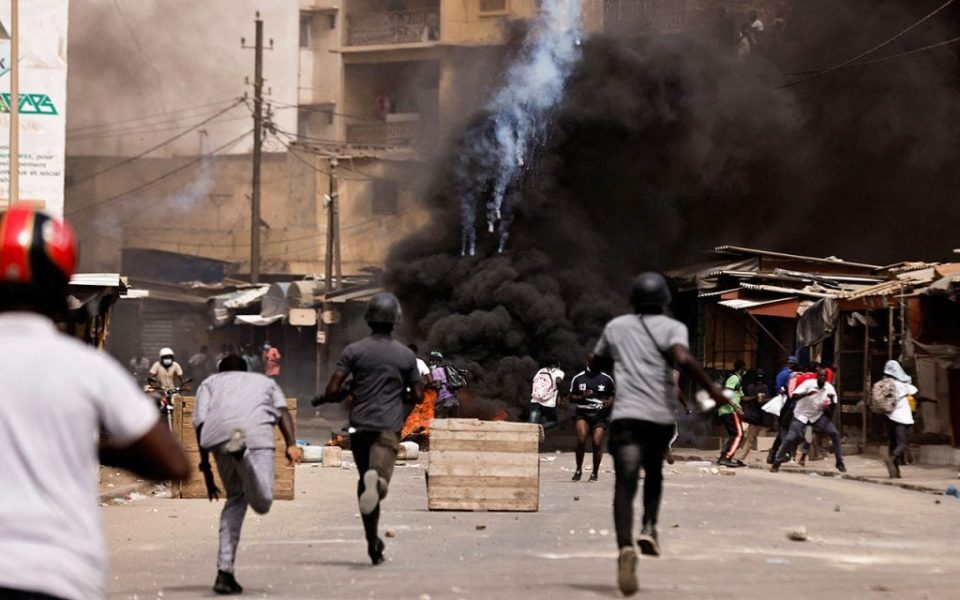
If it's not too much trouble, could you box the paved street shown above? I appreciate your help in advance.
[106,452,959,600]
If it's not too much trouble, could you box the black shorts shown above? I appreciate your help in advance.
[574,409,611,430]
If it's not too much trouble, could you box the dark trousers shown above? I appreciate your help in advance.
[776,416,843,464]
[350,431,399,544]
[887,420,911,463]
[719,412,743,460]
[435,403,460,419]
[528,404,558,429]
[609,419,675,549]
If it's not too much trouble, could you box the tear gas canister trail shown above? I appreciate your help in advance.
[458,0,583,256]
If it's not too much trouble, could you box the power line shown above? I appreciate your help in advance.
[780,0,957,89]
[66,129,253,218]
[66,98,240,135]
[845,34,960,68]
[68,100,246,188]
[269,100,382,123]
[68,113,251,142]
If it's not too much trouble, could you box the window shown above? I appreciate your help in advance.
[371,180,399,215]
[479,0,508,16]
[299,13,312,48]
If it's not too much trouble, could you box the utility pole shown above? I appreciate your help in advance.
[8,0,19,205]
[242,13,271,283]
[325,158,338,292]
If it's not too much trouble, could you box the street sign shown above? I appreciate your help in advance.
[0,0,69,216]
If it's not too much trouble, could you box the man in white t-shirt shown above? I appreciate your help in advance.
[771,368,846,473]
[882,360,918,479]
[528,359,565,429]
[0,205,190,600]
[408,343,431,382]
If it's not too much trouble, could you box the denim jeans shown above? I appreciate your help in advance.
[528,403,558,429]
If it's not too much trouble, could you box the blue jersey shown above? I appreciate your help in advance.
[569,370,616,413]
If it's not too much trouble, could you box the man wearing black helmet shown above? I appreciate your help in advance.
[0,206,189,600]
[594,272,733,597]
[313,292,423,565]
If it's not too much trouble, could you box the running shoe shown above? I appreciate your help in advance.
[213,570,243,595]
[617,547,638,596]
[359,470,382,515]
[589,472,598,482]
[637,525,660,557]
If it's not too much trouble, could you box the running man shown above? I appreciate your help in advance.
[569,354,616,482]
[771,368,846,473]
[594,272,733,596]
[194,354,302,594]
[314,293,423,565]
[718,360,746,467]
[882,360,918,479]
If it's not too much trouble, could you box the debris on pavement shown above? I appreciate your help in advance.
[787,526,808,542]
[385,530,397,538]
[475,525,486,531]
[944,485,960,499]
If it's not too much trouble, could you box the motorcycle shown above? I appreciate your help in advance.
[145,378,193,430]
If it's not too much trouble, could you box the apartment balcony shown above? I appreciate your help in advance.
[346,8,440,47]
[346,114,423,146]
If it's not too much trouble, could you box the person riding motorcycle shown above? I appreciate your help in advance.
[147,348,189,425]
[149,347,186,391]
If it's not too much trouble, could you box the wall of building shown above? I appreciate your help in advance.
[67,0,300,159]
[66,152,301,274]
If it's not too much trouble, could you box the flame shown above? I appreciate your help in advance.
[326,433,348,447]
[401,388,437,440]
[491,409,508,422]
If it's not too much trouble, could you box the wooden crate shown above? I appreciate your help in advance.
[171,396,296,500]
[427,419,540,512]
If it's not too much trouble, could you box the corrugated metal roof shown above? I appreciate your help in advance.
[718,297,798,310]
[714,246,880,270]
[70,273,122,287]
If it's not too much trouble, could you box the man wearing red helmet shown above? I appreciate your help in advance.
[0,206,190,600]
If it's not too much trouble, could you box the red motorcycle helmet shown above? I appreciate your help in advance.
[0,205,77,313]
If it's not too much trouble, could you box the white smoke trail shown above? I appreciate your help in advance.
[459,0,583,256]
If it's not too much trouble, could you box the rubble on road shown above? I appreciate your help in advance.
[787,526,808,542]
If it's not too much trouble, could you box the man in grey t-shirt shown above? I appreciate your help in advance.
[595,273,732,597]
[194,355,302,595]
[315,292,424,566]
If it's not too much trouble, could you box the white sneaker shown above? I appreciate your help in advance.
[359,470,382,515]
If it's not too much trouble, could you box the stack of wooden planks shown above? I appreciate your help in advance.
[427,418,540,512]
[170,396,296,500]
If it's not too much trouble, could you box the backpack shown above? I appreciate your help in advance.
[444,363,467,391]
[871,378,899,414]
[531,369,557,402]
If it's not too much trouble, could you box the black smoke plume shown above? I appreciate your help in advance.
[387,1,960,411]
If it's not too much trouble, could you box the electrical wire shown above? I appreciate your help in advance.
[66,98,240,135]
[68,114,251,142]
[840,34,960,68]
[68,100,246,188]
[780,0,957,89]
[66,129,253,217]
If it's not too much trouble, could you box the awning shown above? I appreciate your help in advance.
[223,285,270,309]
[210,285,270,327]
[797,298,840,348]
[718,297,800,318]
[262,282,292,319]
[235,314,284,326]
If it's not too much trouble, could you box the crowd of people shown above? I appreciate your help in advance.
[0,206,927,598]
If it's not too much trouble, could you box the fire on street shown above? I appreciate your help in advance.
[105,453,959,600]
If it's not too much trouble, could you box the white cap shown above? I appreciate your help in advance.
[159,347,174,358]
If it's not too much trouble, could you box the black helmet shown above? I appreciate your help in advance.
[630,272,671,310]
[364,292,402,324]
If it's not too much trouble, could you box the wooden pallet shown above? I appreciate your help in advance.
[170,396,296,500]
[427,418,540,512]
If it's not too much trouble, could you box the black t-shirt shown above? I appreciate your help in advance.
[569,370,616,413]
[336,334,419,431]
